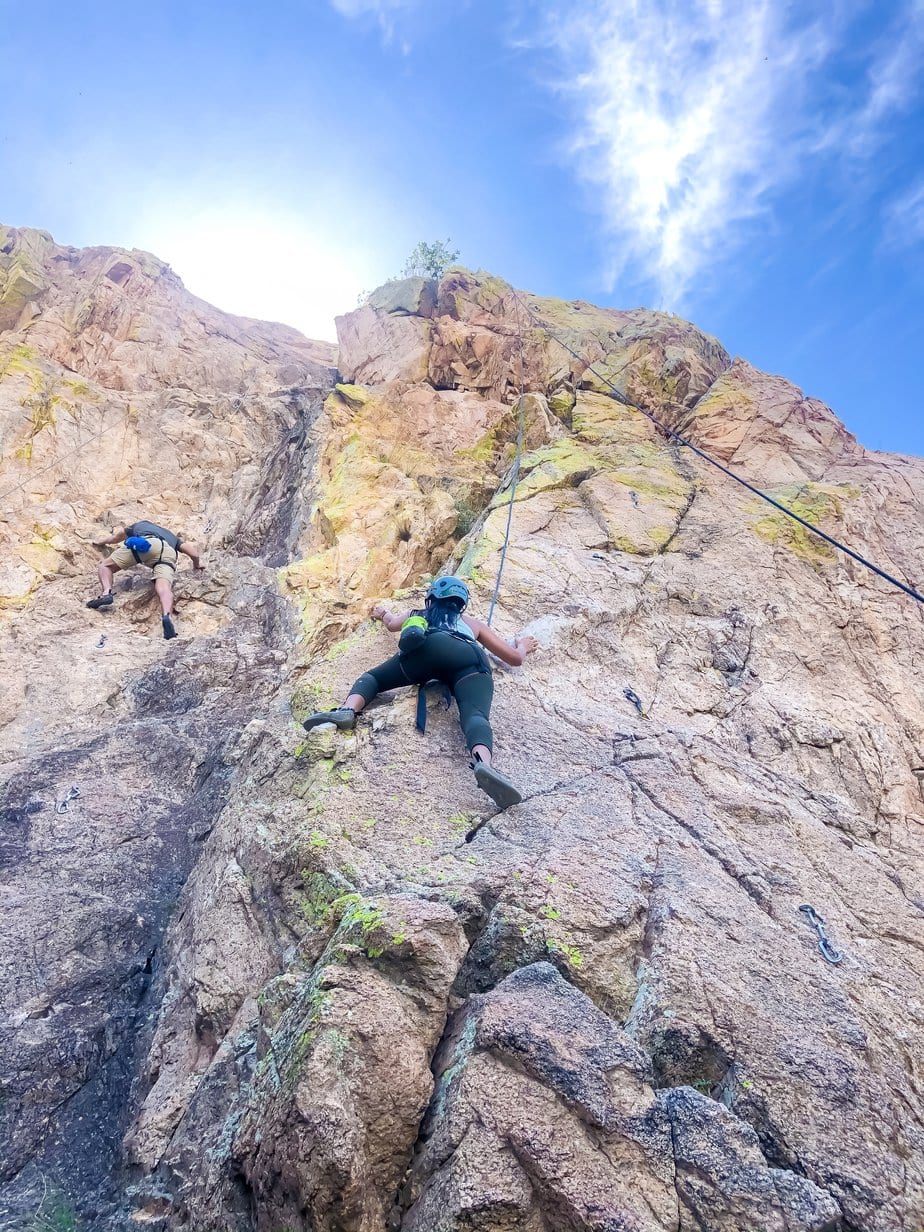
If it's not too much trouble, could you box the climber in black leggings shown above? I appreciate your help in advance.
[302,576,538,808]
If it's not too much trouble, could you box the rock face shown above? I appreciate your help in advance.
[2,239,924,1232]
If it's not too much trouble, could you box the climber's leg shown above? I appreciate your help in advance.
[303,656,411,731]
[454,672,522,809]
[454,671,494,755]
[154,578,174,618]
[88,557,120,608]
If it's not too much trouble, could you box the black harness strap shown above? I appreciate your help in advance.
[416,680,452,733]
[130,536,176,571]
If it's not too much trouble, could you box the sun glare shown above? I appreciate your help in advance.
[137,204,382,342]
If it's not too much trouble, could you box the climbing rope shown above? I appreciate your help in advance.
[0,413,116,507]
[485,291,528,626]
[508,291,924,609]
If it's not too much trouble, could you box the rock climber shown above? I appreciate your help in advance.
[87,518,202,640]
[302,576,538,809]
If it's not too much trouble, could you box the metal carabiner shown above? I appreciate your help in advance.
[798,904,844,964]
[623,687,644,715]
[55,785,80,814]
[818,936,844,964]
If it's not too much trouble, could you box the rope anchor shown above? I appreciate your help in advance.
[799,903,844,964]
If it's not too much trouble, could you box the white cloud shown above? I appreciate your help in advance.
[822,0,924,156]
[882,179,924,249]
[523,0,924,306]
[329,0,419,46]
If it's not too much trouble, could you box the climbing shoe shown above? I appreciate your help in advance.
[474,761,522,810]
[303,707,356,732]
[162,614,178,640]
[86,593,113,609]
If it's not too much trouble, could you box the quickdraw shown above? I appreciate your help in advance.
[799,904,844,964]
[623,687,644,715]
[55,785,80,815]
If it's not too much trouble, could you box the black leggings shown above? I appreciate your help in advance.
[351,632,495,753]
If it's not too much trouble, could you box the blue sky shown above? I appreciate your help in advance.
[2,0,923,453]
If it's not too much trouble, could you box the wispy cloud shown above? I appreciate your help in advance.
[823,0,924,156]
[328,0,419,47]
[522,0,924,306]
[882,179,924,249]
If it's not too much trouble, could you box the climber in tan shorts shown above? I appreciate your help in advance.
[87,518,202,639]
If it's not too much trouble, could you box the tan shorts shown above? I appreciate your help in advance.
[110,539,179,581]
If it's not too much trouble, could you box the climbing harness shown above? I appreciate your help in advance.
[148,539,175,571]
[126,531,177,572]
[415,680,453,733]
[126,535,153,562]
[799,903,844,964]
[512,291,924,610]
[55,785,80,815]
[399,594,491,734]
[485,293,528,627]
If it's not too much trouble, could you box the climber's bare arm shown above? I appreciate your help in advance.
[466,617,538,666]
[179,541,203,569]
[93,529,127,548]
[372,605,411,633]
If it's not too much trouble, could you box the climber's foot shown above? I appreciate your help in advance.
[162,614,177,640]
[86,593,113,610]
[303,707,356,732]
[474,761,522,810]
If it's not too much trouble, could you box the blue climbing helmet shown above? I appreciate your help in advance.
[125,535,152,553]
[426,575,470,609]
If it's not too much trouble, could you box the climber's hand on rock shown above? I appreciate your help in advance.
[372,605,387,621]
[516,635,538,656]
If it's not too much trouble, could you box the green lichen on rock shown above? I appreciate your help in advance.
[526,294,619,335]
[572,390,654,446]
[61,377,98,401]
[297,871,350,927]
[690,382,756,420]
[333,382,371,408]
[490,438,600,507]
[752,483,860,563]
[607,461,691,502]
[0,342,38,378]
[548,387,575,425]
[0,240,48,328]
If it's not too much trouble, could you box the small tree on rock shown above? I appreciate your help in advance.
[401,239,460,281]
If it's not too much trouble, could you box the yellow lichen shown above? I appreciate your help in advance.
[752,483,860,563]
[491,439,601,507]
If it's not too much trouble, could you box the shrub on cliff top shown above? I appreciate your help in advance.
[401,238,460,280]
